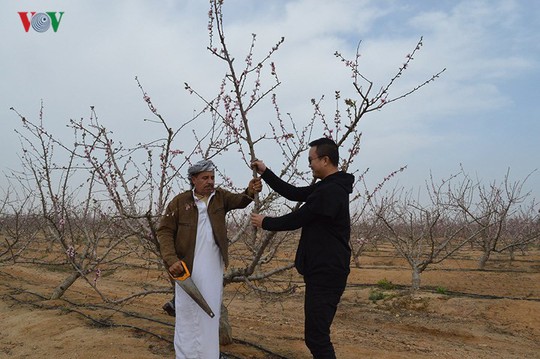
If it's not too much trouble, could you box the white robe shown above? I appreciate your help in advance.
[174,191,224,359]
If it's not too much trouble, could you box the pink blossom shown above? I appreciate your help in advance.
[93,268,101,285]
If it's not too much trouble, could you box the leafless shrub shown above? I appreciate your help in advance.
[450,169,539,268]
[373,175,479,290]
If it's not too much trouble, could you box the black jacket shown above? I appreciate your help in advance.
[261,169,354,286]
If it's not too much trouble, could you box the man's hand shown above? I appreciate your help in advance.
[169,260,186,278]
[247,177,263,197]
[250,212,266,228]
[251,160,267,175]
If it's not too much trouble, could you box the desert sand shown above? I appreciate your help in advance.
[1,243,539,359]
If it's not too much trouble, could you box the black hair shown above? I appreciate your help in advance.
[309,137,339,166]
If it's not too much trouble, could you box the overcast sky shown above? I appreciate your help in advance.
[2,0,539,201]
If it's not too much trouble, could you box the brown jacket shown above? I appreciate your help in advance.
[157,187,253,272]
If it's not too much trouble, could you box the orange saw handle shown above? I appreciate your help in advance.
[169,260,190,281]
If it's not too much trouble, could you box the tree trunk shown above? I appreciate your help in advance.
[411,267,421,290]
[50,271,81,299]
[219,303,233,345]
[353,254,361,268]
[477,249,491,270]
[508,247,515,261]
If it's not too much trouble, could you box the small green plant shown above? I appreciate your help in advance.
[436,286,448,294]
[369,289,386,302]
[376,278,396,290]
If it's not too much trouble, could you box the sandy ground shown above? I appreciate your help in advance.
[1,244,539,359]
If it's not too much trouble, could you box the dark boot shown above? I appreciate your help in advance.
[162,299,175,316]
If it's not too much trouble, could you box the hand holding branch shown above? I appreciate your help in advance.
[247,177,263,197]
[251,213,266,228]
[251,160,267,175]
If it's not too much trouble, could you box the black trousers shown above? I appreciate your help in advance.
[304,281,346,359]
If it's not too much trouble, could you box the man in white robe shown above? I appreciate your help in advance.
[158,160,261,359]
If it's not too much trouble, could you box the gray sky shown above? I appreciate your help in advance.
[2,0,539,200]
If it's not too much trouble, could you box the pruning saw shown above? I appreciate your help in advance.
[169,261,215,318]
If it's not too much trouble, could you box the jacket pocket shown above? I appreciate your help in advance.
[211,206,225,215]
[177,220,192,227]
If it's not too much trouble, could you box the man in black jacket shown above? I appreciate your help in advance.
[251,137,354,359]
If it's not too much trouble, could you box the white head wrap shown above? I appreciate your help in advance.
[188,160,216,176]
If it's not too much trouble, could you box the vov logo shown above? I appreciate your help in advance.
[18,12,65,33]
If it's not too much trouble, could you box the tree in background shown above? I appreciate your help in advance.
[373,173,479,290]
[450,169,539,269]
[373,169,540,289]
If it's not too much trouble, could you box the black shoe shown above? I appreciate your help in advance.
[162,300,175,316]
